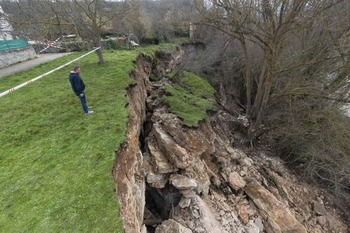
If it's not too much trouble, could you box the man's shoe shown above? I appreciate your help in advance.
[85,110,94,115]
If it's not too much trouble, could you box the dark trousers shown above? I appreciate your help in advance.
[78,94,88,113]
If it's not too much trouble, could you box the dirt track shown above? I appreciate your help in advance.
[0,53,70,79]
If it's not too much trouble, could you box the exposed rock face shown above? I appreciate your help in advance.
[172,195,222,233]
[245,180,307,233]
[113,51,348,233]
[152,123,196,169]
[112,55,152,233]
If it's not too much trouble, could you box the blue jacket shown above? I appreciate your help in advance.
[69,72,85,96]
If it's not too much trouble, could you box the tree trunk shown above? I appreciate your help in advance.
[92,22,104,63]
[252,47,274,127]
[252,57,268,122]
[92,0,104,64]
[239,34,252,118]
[94,37,104,64]
[95,47,104,64]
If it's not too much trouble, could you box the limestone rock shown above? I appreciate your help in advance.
[241,157,254,167]
[238,205,250,224]
[179,197,192,209]
[147,141,178,173]
[226,146,248,160]
[141,224,147,233]
[179,189,197,198]
[194,227,205,232]
[228,172,247,191]
[245,180,307,233]
[152,123,195,169]
[184,159,211,194]
[170,174,198,190]
[191,195,222,233]
[172,195,222,233]
[317,216,328,227]
[155,219,192,233]
[153,111,210,156]
[146,172,168,189]
[245,220,260,233]
[254,217,264,232]
[313,201,328,216]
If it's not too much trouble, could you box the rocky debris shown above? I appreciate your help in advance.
[245,180,307,233]
[228,171,246,191]
[152,110,211,155]
[313,201,328,216]
[146,172,168,189]
[172,195,222,233]
[170,174,198,190]
[152,123,195,169]
[147,141,178,174]
[245,220,261,233]
[254,217,264,232]
[155,219,192,233]
[113,51,349,233]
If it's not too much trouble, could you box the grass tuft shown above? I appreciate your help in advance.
[161,71,216,127]
[136,43,179,59]
[180,71,216,99]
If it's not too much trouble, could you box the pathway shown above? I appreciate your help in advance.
[0,53,70,79]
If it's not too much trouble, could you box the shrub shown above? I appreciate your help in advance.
[267,93,350,221]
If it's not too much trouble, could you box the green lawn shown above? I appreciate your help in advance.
[0,50,139,232]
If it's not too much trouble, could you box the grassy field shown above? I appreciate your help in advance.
[0,50,140,232]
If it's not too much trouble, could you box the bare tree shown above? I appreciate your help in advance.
[1,0,136,64]
[143,0,195,42]
[120,0,152,43]
[194,0,350,130]
[192,0,350,222]
[0,0,69,40]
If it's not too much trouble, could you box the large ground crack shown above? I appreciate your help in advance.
[112,50,348,233]
[112,52,183,233]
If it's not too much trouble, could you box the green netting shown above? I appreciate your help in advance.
[0,39,29,51]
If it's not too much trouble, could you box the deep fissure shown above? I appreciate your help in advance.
[144,184,182,231]
[141,64,183,231]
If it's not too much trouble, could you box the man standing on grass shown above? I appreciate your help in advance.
[69,66,93,115]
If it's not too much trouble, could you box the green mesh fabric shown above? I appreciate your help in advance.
[0,39,29,51]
